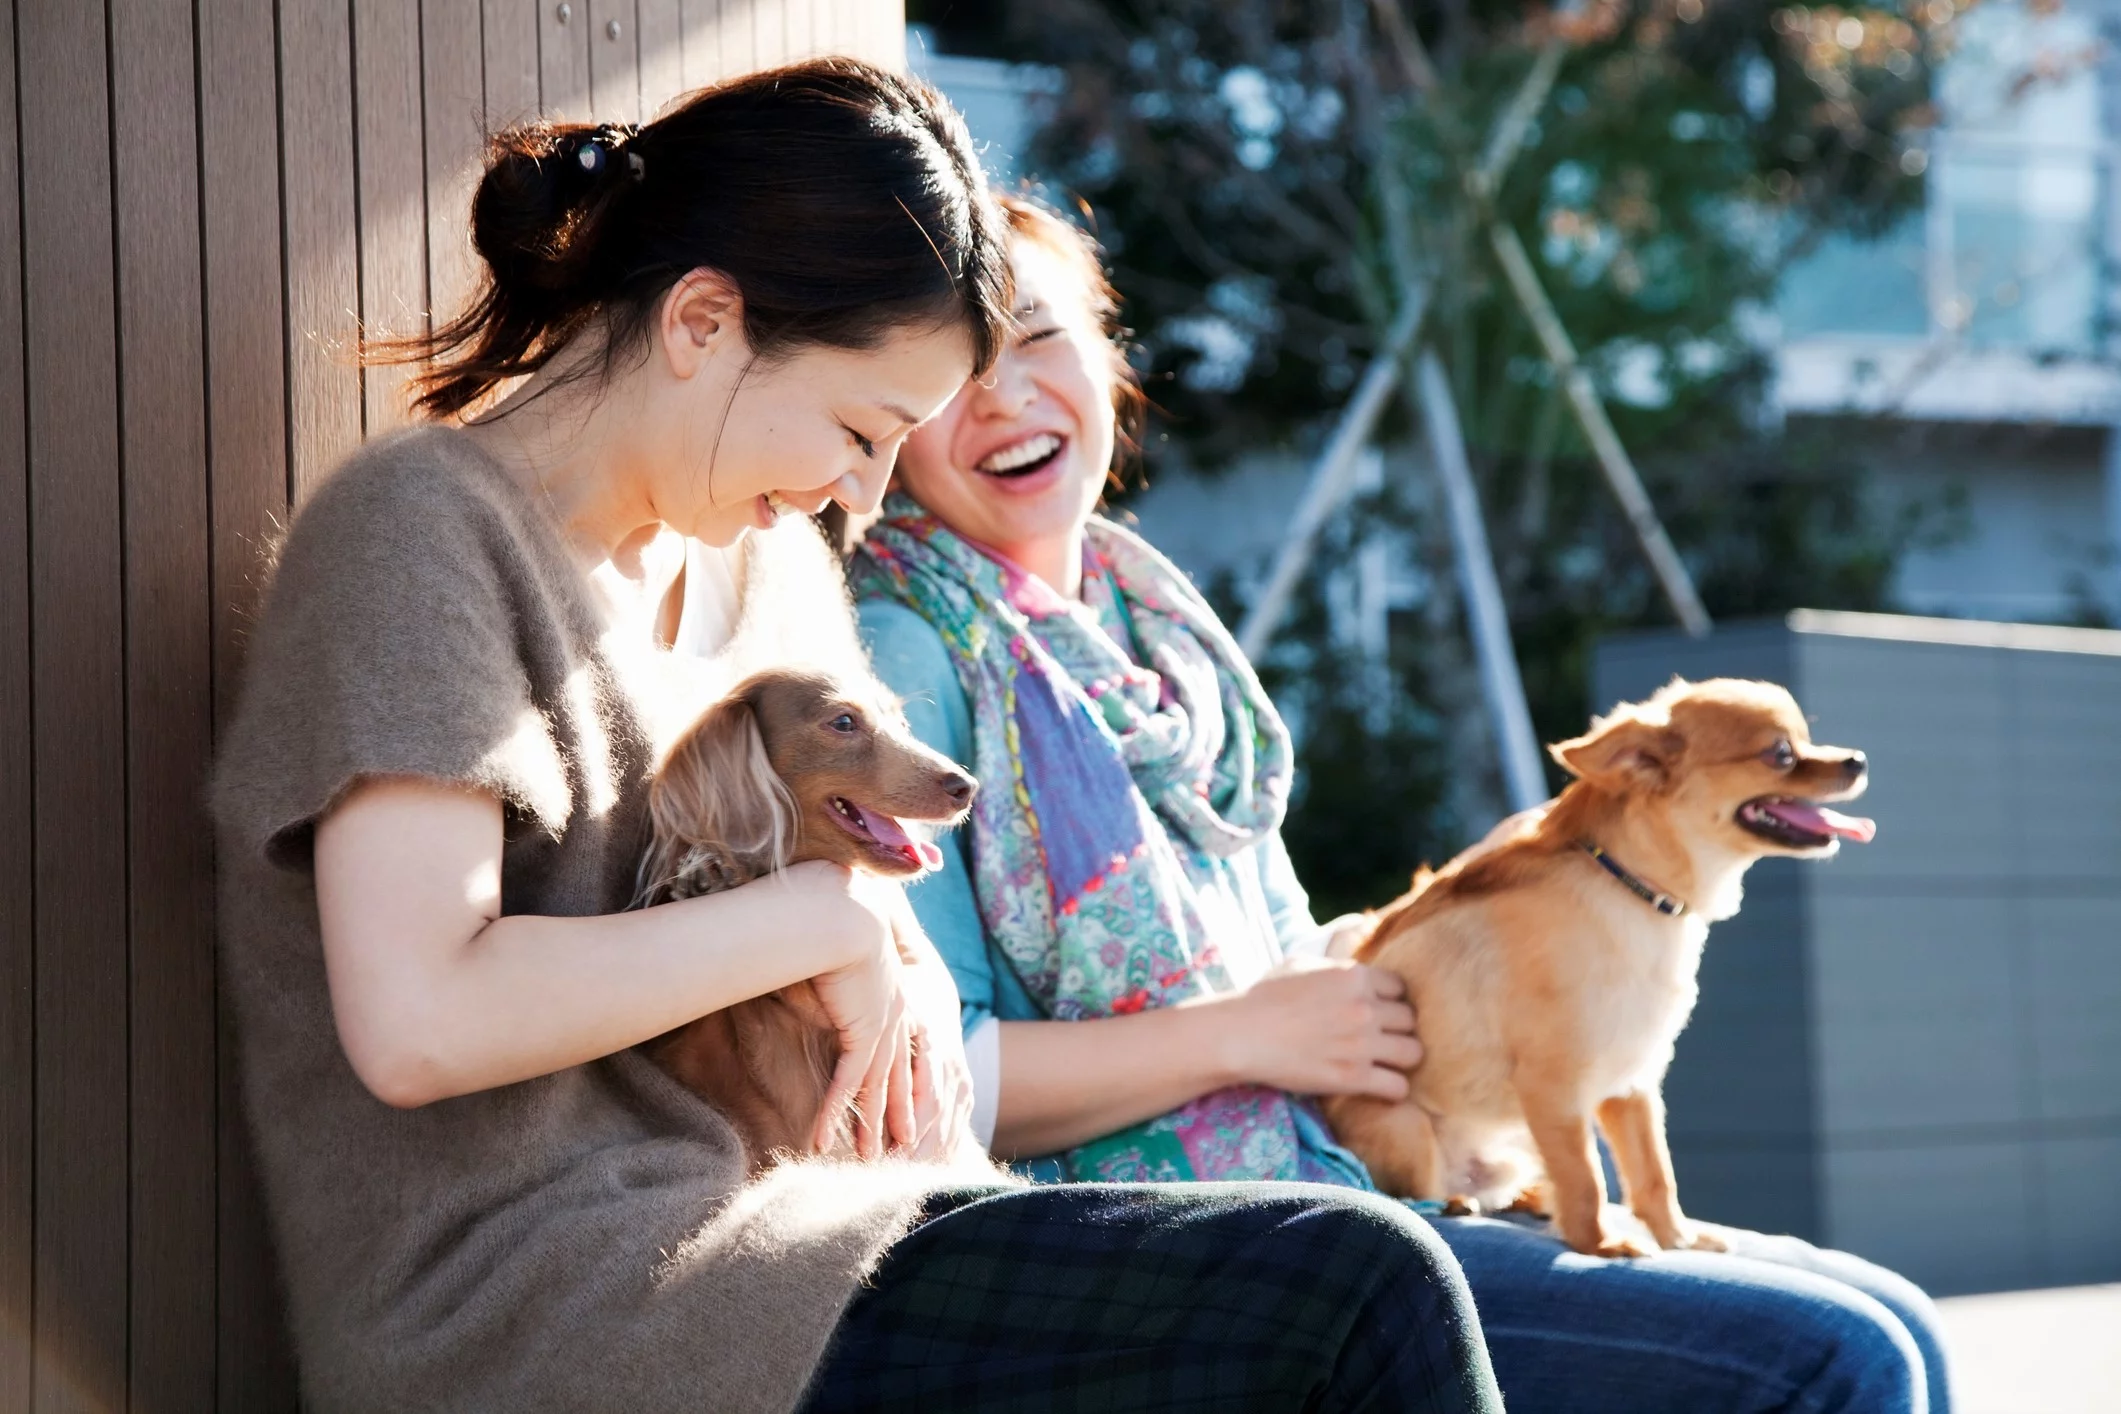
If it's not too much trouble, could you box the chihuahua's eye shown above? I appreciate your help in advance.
[828,713,858,734]
[1764,740,1795,771]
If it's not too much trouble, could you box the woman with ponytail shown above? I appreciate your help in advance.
[211,59,1499,1414]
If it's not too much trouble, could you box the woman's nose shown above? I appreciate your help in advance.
[969,358,1036,420]
[834,458,893,517]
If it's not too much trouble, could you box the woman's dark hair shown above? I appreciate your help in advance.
[377,58,1011,418]
[995,194,1146,478]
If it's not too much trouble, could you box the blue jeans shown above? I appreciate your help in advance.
[1432,1211,1949,1414]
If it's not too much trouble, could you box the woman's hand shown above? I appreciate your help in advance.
[780,861,919,1159]
[894,918,977,1161]
[1214,957,1423,1101]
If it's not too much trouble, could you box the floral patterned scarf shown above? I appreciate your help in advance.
[850,493,1365,1185]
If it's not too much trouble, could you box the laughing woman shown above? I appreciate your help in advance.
[854,194,1954,1414]
[211,62,1498,1414]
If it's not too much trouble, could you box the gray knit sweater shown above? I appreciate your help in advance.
[211,426,943,1413]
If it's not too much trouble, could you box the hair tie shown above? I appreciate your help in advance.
[575,123,646,182]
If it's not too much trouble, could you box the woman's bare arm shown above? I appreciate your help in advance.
[992,960,1423,1159]
[314,775,903,1126]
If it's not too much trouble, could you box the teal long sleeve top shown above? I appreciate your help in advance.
[857,598,1324,1164]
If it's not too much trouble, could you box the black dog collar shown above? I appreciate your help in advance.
[1579,841,1689,917]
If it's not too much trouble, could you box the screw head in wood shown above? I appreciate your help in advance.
[555,2,571,22]
[607,19,623,39]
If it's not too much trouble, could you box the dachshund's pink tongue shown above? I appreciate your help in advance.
[1764,800,1877,843]
[854,805,945,870]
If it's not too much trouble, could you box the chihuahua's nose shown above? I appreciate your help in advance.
[940,769,977,807]
[1842,752,1867,780]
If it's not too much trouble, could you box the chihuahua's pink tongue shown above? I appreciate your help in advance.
[1764,799,1877,843]
[854,805,945,870]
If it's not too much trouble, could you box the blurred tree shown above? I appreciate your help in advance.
[993,0,1973,914]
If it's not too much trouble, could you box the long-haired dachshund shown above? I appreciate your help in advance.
[637,666,976,1172]
[1326,678,1874,1256]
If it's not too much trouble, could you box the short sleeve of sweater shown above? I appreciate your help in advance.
[212,436,573,872]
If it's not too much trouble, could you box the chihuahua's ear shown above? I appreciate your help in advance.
[1550,712,1685,789]
[645,695,796,894]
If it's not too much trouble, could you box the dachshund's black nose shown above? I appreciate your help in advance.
[1842,752,1867,779]
[940,769,977,806]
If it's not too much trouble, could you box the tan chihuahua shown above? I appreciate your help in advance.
[1325,678,1873,1256]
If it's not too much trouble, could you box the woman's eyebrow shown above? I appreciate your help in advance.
[873,400,920,427]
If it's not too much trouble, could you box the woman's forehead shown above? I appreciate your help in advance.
[1008,239,1087,322]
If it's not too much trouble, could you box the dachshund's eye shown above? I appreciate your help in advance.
[828,713,858,734]
[1764,740,1796,770]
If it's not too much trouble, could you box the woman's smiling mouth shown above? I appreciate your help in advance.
[976,432,1066,478]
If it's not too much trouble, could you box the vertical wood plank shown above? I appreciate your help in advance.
[280,0,362,507]
[199,0,291,723]
[0,0,32,1392]
[720,0,754,77]
[749,0,783,69]
[200,0,300,1394]
[355,0,429,434]
[540,0,593,121]
[423,0,487,347]
[484,0,543,131]
[781,0,811,62]
[676,0,719,89]
[588,0,641,122]
[637,0,684,117]
[108,0,217,1404]
[19,0,129,1403]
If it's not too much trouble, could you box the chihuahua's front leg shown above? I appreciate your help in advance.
[1519,1079,1647,1258]
[1596,1089,1728,1252]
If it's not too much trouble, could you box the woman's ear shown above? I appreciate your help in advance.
[646,695,796,892]
[660,268,746,378]
[1550,712,1685,789]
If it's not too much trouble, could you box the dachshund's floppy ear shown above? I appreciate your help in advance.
[640,694,796,901]
[1550,710,1685,790]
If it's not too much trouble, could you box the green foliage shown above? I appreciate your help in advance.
[995,0,1962,911]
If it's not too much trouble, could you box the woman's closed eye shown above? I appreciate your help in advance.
[1018,325,1062,348]
[843,424,878,459]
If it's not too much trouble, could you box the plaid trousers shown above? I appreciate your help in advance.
[800,1182,1503,1413]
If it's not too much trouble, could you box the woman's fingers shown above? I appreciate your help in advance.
[1363,1064,1413,1102]
[815,1034,874,1154]
[1362,965,1408,1001]
[1373,998,1418,1035]
[853,1038,891,1160]
[885,1015,918,1150]
[1375,1032,1425,1071]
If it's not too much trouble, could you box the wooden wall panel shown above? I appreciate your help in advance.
[199,0,298,1401]
[678,0,722,90]
[1,5,906,1408]
[280,0,362,506]
[639,0,686,116]
[19,0,130,1406]
[355,0,429,435]
[0,0,32,1399]
[484,0,544,131]
[542,0,594,121]
[109,0,219,1404]
[590,0,643,122]
[424,0,488,345]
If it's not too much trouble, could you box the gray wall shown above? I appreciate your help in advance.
[1595,612,2121,1295]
